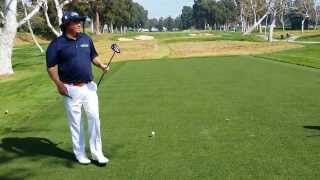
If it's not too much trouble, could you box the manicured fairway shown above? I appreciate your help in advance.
[1,46,320,179]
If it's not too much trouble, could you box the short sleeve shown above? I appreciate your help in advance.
[46,41,59,68]
[89,38,98,61]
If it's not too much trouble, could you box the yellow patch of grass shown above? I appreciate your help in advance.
[14,33,49,46]
[168,41,302,58]
[261,30,320,39]
[94,39,169,62]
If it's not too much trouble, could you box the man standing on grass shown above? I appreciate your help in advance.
[46,11,109,165]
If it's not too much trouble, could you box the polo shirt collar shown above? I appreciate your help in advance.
[63,33,82,41]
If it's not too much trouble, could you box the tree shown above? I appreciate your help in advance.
[181,6,193,30]
[129,2,148,29]
[146,18,158,31]
[164,16,174,31]
[0,0,45,75]
[101,0,147,33]
[295,0,315,33]
[157,17,164,31]
[244,0,276,35]
[193,0,210,29]
[174,16,182,30]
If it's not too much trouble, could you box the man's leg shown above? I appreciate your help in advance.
[83,82,108,164]
[64,86,87,161]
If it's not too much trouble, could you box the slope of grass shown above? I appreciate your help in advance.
[296,34,320,42]
[255,43,320,69]
[1,44,320,179]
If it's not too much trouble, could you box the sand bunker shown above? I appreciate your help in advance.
[134,35,154,40]
[189,34,197,36]
[169,41,302,58]
[189,33,213,37]
[118,37,134,41]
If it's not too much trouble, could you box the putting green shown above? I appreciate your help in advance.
[1,46,320,179]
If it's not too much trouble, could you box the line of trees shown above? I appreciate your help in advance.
[176,0,319,32]
[14,0,149,35]
[148,0,319,36]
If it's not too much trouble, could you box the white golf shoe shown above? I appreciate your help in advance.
[76,155,91,165]
[91,154,109,165]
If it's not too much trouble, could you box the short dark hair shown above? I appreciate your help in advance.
[60,22,71,33]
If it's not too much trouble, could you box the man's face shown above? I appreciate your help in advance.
[66,21,81,34]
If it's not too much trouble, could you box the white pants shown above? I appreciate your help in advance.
[64,81,104,159]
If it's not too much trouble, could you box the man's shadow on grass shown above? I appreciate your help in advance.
[0,137,75,167]
[303,126,320,137]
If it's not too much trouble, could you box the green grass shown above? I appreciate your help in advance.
[1,40,320,179]
[297,34,320,42]
[256,44,320,69]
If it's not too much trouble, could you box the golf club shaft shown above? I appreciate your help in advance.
[97,52,116,87]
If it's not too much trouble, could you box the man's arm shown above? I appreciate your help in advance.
[47,66,69,96]
[92,56,110,72]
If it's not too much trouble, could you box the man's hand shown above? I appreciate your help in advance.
[92,57,111,72]
[47,66,70,98]
[100,64,111,72]
[57,82,69,97]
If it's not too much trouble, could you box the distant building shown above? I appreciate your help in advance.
[23,0,32,6]
[141,28,149,32]
[150,27,159,32]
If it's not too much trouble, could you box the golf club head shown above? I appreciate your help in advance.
[111,44,121,53]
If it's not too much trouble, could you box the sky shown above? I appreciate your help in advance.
[133,0,194,19]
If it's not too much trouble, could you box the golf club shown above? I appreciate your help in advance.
[97,44,121,87]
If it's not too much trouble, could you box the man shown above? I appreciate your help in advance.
[46,11,109,165]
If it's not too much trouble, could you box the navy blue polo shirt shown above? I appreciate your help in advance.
[46,33,98,83]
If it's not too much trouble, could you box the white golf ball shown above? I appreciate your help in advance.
[4,110,8,114]
[151,131,155,136]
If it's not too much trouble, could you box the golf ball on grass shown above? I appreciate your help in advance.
[151,131,155,136]
[4,110,8,114]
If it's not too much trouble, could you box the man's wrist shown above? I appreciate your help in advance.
[55,80,64,87]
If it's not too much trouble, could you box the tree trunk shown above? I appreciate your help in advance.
[22,1,44,53]
[110,23,114,33]
[250,0,257,29]
[302,18,306,33]
[240,3,245,32]
[0,0,17,75]
[265,15,268,38]
[244,13,268,35]
[91,20,94,33]
[269,11,277,42]
[95,11,100,35]
[281,15,285,32]
[53,0,63,34]
[43,8,60,36]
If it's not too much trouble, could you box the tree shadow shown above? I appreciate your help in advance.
[0,168,33,180]
[303,126,320,137]
[303,126,320,131]
[1,127,50,134]
[0,137,75,166]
